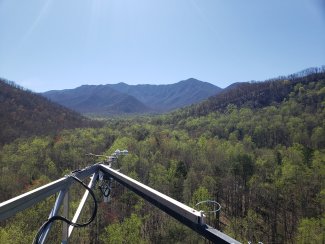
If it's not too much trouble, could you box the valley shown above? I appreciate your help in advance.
[0,68,324,243]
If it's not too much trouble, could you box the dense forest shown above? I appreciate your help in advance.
[0,70,324,243]
[0,78,100,145]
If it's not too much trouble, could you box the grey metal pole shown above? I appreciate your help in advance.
[62,191,69,244]
[68,172,98,238]
[39,189,68,244]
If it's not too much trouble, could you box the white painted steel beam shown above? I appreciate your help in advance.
[99,164,204,224]
[0,165,99,221]
[68,172,98,238]
[99,164,240,243]
[39,189,68,244]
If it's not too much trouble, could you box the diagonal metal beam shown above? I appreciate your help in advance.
[0,163,240,244]
[0,164,99,221]
[99,164,240,244]
[39,189,68,244]
[99,164,203,224]
[68,172,98,238]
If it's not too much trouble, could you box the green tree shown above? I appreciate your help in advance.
[101,214,147,244]
[295,217,324,244]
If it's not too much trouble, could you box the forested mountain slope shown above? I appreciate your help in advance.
[0,69,324,243]
[0,78,98,145]
[178,67,325,117]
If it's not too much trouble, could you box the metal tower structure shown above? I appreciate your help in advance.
[0,162,240,244]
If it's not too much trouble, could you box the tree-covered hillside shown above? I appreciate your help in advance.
[176,66,325,117]
[0,78,100,145]
[0,70,324,243]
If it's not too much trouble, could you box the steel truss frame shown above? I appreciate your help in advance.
[0,164,239,244]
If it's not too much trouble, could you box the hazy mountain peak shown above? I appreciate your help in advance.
[181,78,201,82]
[42,79,222,115]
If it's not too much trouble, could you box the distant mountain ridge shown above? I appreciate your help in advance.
[43,85,150,114]
[42,78,222,115]
[175,67,325,118]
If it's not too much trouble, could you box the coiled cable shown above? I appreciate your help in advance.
[33,175,97,244]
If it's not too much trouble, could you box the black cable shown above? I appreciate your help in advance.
[99,182,111,197]
[33,175,98,244]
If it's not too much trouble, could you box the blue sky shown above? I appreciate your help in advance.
[0,0,324,92]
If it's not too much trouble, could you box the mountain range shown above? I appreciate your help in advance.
[177,67,325,117]
[1,66,323,144]
[42,78,222,115]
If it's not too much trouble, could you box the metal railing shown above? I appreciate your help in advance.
[0,163,240,244]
